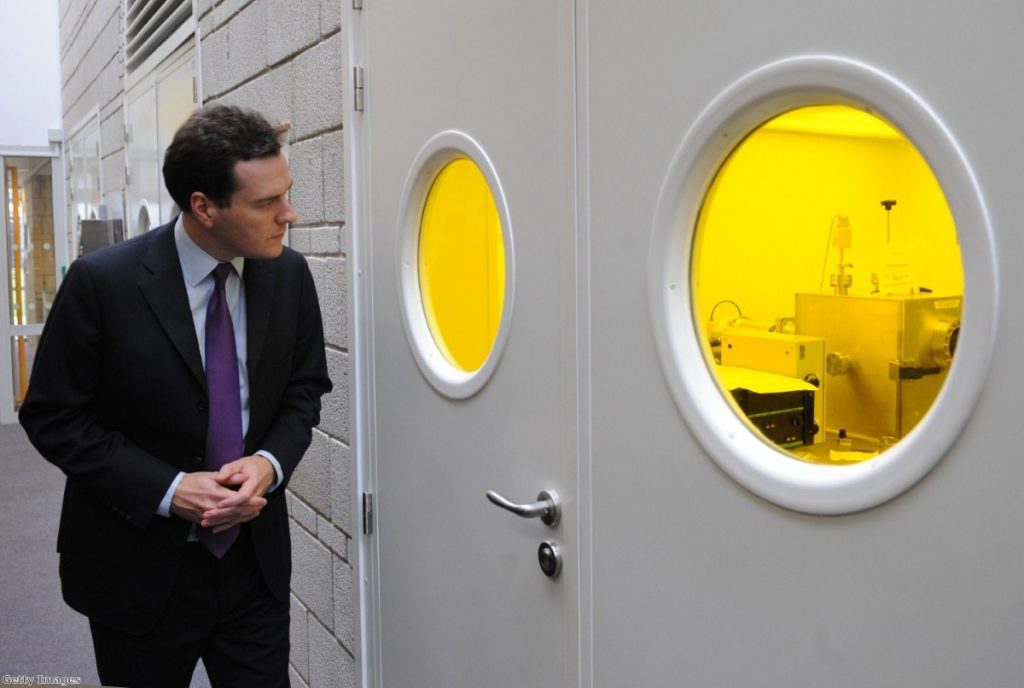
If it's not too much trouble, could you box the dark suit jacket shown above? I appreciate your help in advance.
[19,220,332,635]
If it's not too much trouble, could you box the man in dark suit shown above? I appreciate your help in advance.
[19,104,332,687]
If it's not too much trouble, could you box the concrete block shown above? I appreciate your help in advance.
[63,6,119,113]
[320,0,341,35]
[200,27,230,98]
[288,136,325,225]
[199,11,215,40]
[330,440,351,536]
[308,226,342,255]
[308,616,355,688]
[291,34,344,139]
[339,224,349,257]
[289,520,333,626]
[291,429,331,516]
[290,594,309,681]
[98,9,122,72]
[59,0,83,49]
[289,665,309,688]
[99,56,124,110]
[319,349,349,443]
[212,0,253,31]
[332,556,355,652]
[317,515,347,560]
[322,130,345,224]
[64,3,98,75]
[306,256,325,298]
[313,256,347,350]
[99,97,121,126]
[197,0,216,19]
[222,61,294,129]
[267,0,321,66]
[287,491,318,534]
[228,0,269,88]
[98,0,120,23]
[289,227,313,254]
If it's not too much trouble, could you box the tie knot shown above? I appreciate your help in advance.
[212,262,234,289]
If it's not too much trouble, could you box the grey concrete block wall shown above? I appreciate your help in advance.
[60,0,122,123]
[57,0,356,685]
[267,0,322,66]
[59,0,125,222]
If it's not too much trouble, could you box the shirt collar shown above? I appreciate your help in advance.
[173,214,246,287]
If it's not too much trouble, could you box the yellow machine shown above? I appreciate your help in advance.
[720,330,826,444]
[718,366,819,449]
[795,292,960,444]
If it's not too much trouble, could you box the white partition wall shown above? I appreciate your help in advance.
[125,41,197,237]
[353,2,1024,686]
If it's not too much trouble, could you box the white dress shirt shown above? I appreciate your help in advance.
[157,216,282,518]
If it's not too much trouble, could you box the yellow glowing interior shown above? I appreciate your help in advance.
[419,158,506,372]
[694,105,964,464]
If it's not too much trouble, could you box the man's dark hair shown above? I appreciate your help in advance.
[162,104,281,211]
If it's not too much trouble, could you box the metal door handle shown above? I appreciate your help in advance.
[486,489,561,527]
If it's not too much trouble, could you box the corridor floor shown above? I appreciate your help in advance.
[0,421,210,687]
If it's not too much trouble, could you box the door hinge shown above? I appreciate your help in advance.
[125,165,132,187]
[124,123,132,144]
[353,66,365,112]
[362,491,374,534]
[192,76,198,104]
[353,0,363,9]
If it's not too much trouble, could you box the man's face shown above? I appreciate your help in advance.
[206,153,296,260]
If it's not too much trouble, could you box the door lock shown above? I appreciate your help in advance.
[537,540,563,579]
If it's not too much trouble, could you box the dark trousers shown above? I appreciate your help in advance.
[89,529,290,688]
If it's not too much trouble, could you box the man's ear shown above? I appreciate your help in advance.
[190,191,217,228]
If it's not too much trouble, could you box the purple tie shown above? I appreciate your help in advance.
[199,262,242,558]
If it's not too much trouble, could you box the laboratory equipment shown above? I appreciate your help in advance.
[795,292,960,444]
[719,366,818,448]
[720,330,826,444]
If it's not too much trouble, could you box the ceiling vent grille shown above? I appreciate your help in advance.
[125,0,193,73]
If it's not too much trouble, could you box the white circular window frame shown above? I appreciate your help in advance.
[649,55,999,514]
[136,199,153,234]
[397,130,516,399]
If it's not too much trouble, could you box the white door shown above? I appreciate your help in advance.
[587,1,1021,685]
[361,2,579,687]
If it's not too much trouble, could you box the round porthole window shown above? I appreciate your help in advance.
[398,131,514,399]
[136,201,152,234]
[649,56,998,514]
[695,104,963,464]
[419,158,506,373]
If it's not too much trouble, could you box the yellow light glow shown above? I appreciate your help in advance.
[419,158,506,372]
[694,105,963,463]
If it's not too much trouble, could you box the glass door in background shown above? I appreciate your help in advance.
[2,155,60,423]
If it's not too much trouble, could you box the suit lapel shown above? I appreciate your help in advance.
[138,225,207,391]
[244,257,276,381]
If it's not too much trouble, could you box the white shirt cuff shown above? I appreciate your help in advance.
[157,452,280,519]
[158,472,186,517]
[255,450,283,492]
